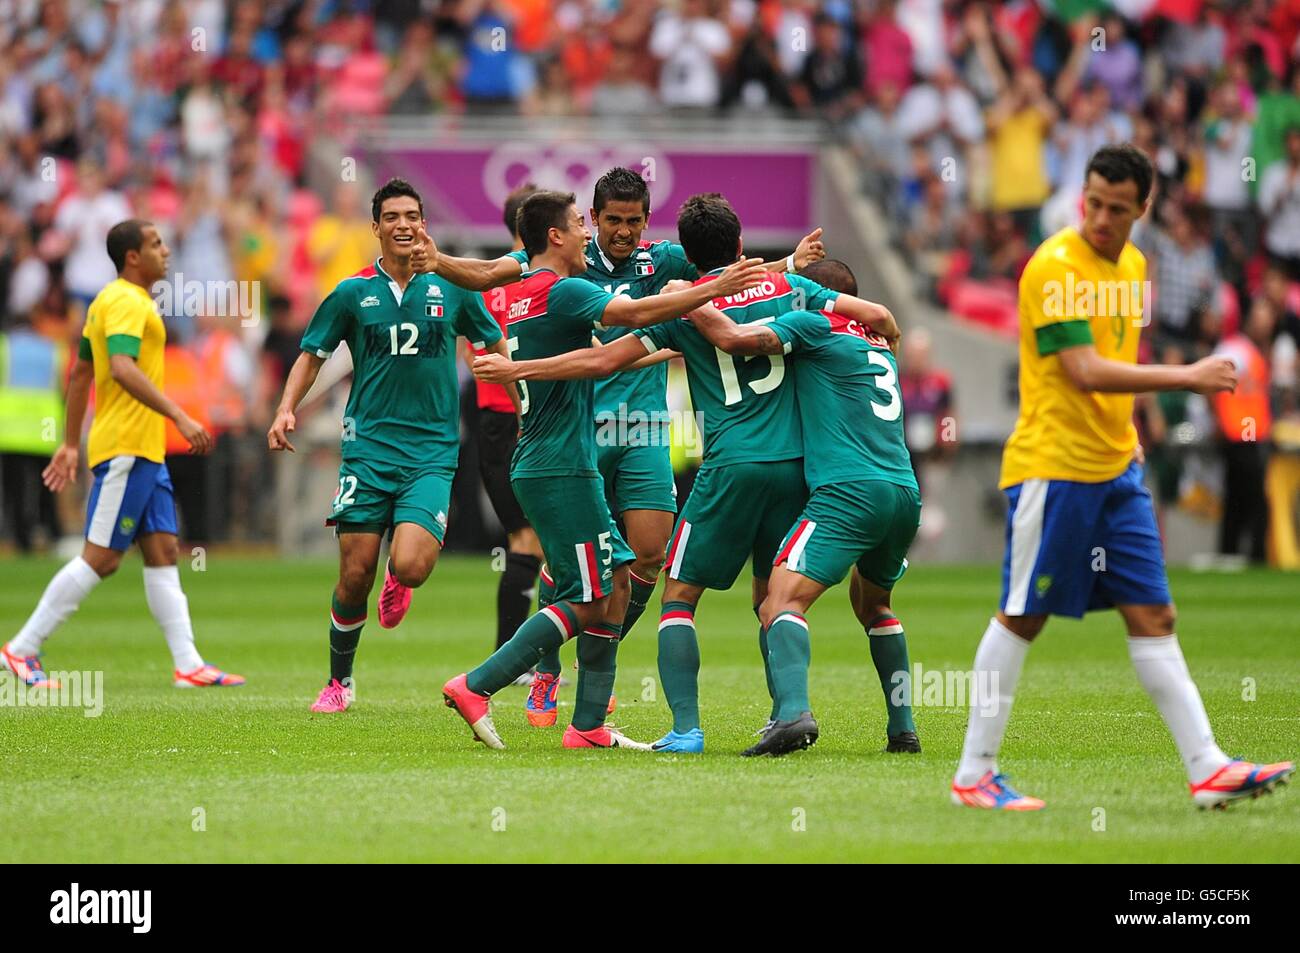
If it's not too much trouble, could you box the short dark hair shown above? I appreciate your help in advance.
[1085,144,1154,205]
[592,167,650,215]
[504,182,540,239]
[371,178,424,222]
[518,190,577,258]
[676,193,742,273]
[106,219,153,273]
[798,259,857,297]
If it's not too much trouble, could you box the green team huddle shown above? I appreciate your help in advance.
[433,172,920,757]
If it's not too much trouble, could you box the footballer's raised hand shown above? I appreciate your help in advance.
[1186,356,1237,394]
[42,444,79,493]
[473,353,518,384]
[267,408,297,452]
[794,227,825,270]
[711,257,766,298]
[410,225,439,274]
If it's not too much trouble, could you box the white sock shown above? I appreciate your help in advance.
[143,566,204,672]
[8,557,103,657]
[955,617,1031,787]
[1128,635,1230,784]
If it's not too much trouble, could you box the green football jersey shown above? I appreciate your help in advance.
[505,267,614,479]
[636,271,837,469]
[771,309,918,492]
[512,240,697,423]
[300,258,502,470]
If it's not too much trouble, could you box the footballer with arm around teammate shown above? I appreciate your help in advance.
[440,190,767,751]
[663,259,922,757]
[947,144,1293,811]
[267,179,513,714]
[3,219,243,690]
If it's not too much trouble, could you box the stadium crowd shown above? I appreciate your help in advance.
[0,0,1298,564]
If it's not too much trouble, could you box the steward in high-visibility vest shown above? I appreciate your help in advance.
[0,328,66,455]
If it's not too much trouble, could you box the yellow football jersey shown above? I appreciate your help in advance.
[1000,227,1146,489]
[80,278,167,467]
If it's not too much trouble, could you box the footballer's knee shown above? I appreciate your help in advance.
[758,599,799,630]
[631,551,664,582]
[336,566,376,604]
[392,551,436,588]
[996,611,1046,642]
[1122,603,1176,638]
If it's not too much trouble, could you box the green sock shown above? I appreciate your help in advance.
[756,606,776,720]
[468,603,577,695]
[867,613,915,735]
[657,601,700,732]
[572,622,621,731]
[535,565,561,677]
[329,595,366,684]
[767,612,811,721]
[621,570,658,640]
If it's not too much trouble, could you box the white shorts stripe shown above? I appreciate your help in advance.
[86,456,136,547]
[575,543,593,601]
[1004,479,1048,615]
[668,521,692,579]
[786,520,817,573]
[774,612,809,631]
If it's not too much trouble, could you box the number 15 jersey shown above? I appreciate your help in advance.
[300,258,502,470]
[635,270,838,470]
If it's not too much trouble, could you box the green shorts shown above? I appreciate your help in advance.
[774,481,921,590]
[665,460,807,591]
[328,459,453,541]
[596,438,678,514]
[513,474,634,603]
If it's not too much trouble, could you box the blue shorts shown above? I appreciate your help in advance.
[85,456,178,551]
[1000,462,1170,618]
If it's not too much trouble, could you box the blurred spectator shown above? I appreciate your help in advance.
[859,0,912,99]
[459,0,531,110]
[1203,79,1258,276]
[790,13,863,120]
[896,62,983,199]
[592,42,658,117]
[722,18,794,112]
[986,67,1056,243]
[308,183,374,304]
[1259,127,1300,279]
[50,159,130,313]
[848,82,909,215]
[1145,203,1217,345]
[648,0,730,110]
[386,21,454,116]
[1213,298,1275,562]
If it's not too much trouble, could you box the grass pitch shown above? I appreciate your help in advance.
[1,555,1296,863]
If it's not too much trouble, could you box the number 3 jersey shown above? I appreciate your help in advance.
[299,258,502,469]
[635,270,837,470]
[769,310,917,492]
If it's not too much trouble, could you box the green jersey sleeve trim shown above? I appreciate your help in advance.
[106,334,141,358]
[1035,319,1093,356]
[78,336,93,360]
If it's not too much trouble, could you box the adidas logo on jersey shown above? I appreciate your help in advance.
[360,296,380,308]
